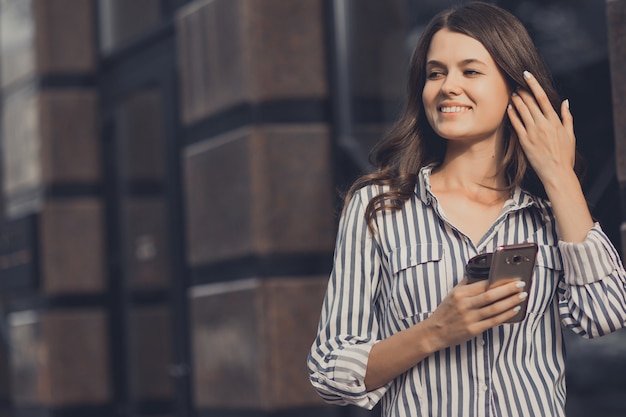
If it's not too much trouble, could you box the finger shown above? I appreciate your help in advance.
[462,278,489,296]
[478,291,528,321]
[514,88,542,121]
[522,70,559,121]
[510,91,535,129]
[561,99,574,140]
[507,102,528,140]
[561,99,576,168]
[473,280,525,308]
[477,301,525,328]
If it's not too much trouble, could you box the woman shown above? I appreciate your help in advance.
[307,2,626,416]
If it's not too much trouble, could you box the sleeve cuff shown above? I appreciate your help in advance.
[558,223,618,285]
[311,341,388,409]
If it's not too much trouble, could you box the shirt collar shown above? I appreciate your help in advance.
[416,164,541,211]
[417,165,435,205]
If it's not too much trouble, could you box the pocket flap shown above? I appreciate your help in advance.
[536,245,562,271]
[388,244,444,275]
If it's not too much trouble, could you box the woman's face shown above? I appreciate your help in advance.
[422,29,512,145]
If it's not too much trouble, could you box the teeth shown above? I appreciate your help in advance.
[440,106,468,113]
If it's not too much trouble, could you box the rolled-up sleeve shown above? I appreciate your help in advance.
[558,223,626,338]
[307,188,389,409]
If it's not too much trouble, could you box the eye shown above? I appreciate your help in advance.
[464,69,482,76]
[427,71,444,80]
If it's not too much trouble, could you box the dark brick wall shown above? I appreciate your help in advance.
[0,0,110,412]
[176,0,337,413]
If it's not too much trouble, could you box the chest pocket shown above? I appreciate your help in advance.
[388,244,447,328]
[526,244,563,317]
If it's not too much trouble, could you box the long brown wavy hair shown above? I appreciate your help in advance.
[345,1,581,230]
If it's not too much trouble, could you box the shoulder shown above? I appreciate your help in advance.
[516,186,553,217]
[354,183,391,202]
[517,189,561,243]
[342,182,388,207]
[349,182,422,211]
[530,193,555,219]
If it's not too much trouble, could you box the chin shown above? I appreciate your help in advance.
[435,130,469,141]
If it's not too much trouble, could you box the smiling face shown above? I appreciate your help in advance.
[422,29,512,145]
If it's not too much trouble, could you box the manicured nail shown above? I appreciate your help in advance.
[523,70,531,79]
[519,292,528,300]
[513,306,521,312]
[507,104,513,110]
[564,99,570,109]
[515,281,526,289]
[511,91,518,97]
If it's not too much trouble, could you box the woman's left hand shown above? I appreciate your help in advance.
[508,70,595,243]
[507,71,576,181]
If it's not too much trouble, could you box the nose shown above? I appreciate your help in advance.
[440,72,463,95]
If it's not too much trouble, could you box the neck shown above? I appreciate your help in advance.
[440,145,505,183]
[431,140,508,203]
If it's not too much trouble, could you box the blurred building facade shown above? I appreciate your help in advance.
[0,1,623,417]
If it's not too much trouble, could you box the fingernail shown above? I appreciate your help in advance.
[513,306,521,312]
[523,70,531,79]
[511,91,518,97]
[515,281,526,289]
[564,99,570,109]
[519,292,528,300]
[507,104,512,110]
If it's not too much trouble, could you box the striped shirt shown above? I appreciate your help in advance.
[307,165,626,417]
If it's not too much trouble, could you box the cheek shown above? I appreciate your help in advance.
[480,83,510,109]
[422,86,438,115]
[422,84,435,104]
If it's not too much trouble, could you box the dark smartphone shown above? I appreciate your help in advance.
[488,242,538,323]
[465,252,493,283]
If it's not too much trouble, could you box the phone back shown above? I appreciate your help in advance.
[488,242,538,322]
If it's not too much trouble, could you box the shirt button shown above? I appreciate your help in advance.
[479,339,486,347]
[481,385,488,392]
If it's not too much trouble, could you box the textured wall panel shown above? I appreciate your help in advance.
[184,124,334,267]
[41,310,110,406]
[176,0,327,124]
[190,277,328,410]
[34,0,95,73]
[9,309,111,407]
[39,90,100,184]
[129,306,174,400]
[40,199,105,294]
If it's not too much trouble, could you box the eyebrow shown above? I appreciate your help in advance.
[426,58,488,67]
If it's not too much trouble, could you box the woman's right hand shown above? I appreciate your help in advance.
[364,277,527,391]
[424,278,527,350]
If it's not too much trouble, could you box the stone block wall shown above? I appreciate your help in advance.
[0,0,413,416]
[0,0,110,414]
[175,0,337,413]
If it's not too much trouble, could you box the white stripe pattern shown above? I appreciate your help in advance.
[308,166,626,417]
